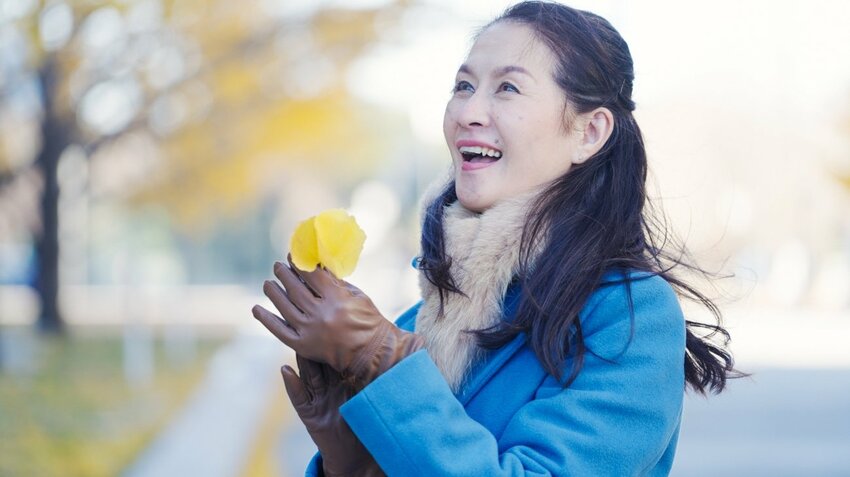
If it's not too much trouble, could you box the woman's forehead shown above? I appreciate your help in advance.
[464,22,554,73]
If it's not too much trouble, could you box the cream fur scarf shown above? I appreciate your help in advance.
[415,183,542,393]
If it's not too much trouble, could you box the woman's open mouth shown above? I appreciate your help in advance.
[459,145,501,170]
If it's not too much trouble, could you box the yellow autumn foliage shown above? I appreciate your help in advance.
[289,209,366,278]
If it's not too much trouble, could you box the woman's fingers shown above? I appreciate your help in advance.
[251,304,300,349]
[287,254,338,298]
[263,279,305,326]
[274,260,319,312]
[281,365,310,408]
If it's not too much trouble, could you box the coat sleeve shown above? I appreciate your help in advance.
[338,275,687,476]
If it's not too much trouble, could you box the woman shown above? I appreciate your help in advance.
[253,2,740,475]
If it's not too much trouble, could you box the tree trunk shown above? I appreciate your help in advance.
[34,55,67,335]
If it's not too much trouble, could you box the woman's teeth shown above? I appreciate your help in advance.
[459,145,502,160]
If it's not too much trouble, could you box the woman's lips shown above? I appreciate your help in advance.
[461,157,498,171]
[455,139,501,171]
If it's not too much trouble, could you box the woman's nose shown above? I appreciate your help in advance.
[456,92,490,128]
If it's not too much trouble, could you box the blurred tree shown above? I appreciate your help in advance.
[0,0,412,334]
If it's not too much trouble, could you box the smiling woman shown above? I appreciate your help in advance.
[252,2,743,476]
[444,21,613,213]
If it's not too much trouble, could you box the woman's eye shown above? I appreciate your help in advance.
[499,82,519,93]
[453,80,474,93]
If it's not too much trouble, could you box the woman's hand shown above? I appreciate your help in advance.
[253,256,425,387]
[282,355,384,476]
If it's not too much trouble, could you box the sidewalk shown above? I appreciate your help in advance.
[673,367,850,476]
[122,329,289,477]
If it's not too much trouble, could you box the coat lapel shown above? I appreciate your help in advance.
[395,295,528,404]
[456,331,528,405]
[454,281,526,404]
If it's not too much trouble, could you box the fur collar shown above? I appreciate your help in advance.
[415,180,542,393]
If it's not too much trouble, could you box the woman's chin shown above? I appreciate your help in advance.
[455,188,493,213]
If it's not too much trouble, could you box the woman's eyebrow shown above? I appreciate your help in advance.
[496,65,534,79]
[457,64,473,76]
[457,64,533,79]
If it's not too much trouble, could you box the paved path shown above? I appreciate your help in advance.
[673,367,850,476]
[122,330,287,477]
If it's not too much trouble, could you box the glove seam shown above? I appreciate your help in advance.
[346,322,392,381]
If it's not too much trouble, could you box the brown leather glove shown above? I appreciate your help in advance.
[281,355,383,477]
[254,255,425,388]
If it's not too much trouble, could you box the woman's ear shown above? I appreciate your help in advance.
[572,107,614,165]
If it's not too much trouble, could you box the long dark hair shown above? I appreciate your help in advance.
[418,1,743,394]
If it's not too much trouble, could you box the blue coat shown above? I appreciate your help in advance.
[306,270,686,476]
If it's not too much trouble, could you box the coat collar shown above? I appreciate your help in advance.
[392,282,528,404]
[409,269,657,403]
[409,174,655,395]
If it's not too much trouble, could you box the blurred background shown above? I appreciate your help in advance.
[0,0,848,476]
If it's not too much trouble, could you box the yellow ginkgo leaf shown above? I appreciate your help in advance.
[290,216,320,272]
[289,209,366,278]
[314,209,367,278]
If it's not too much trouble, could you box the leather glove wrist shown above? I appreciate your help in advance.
[345,320,425,388]
[281,355,384,476]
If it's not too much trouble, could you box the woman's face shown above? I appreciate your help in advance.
[443,21,583,212]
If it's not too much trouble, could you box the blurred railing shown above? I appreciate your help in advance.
[0,284,261,326]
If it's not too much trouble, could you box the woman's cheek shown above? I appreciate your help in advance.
[443,100,459,127]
